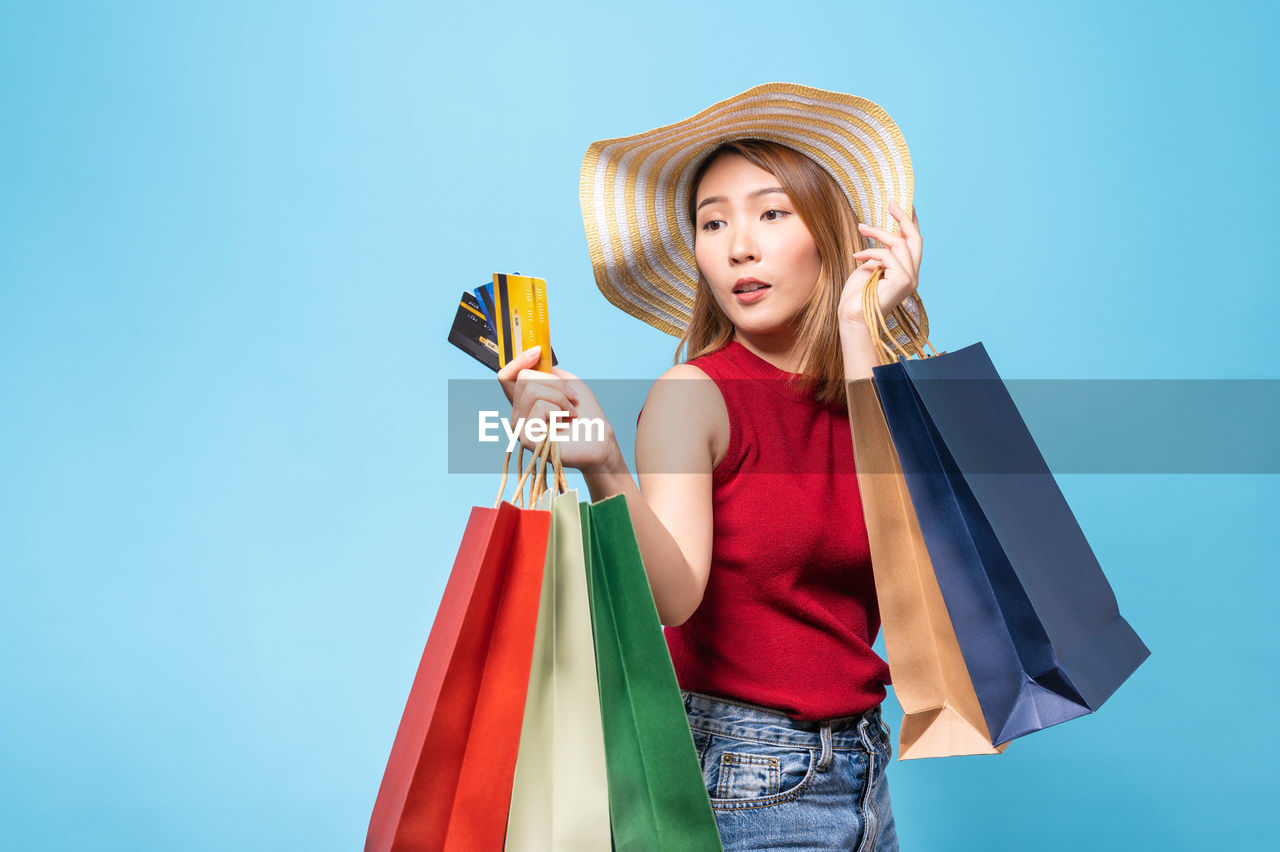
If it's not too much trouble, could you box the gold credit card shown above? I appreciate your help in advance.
[492,272,552,373]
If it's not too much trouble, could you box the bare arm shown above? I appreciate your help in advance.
[840,319,881,381]
[497,347,725,625]
[580,364,724,626]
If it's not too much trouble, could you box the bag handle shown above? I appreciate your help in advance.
[492,431,570,509]
[528,430,572,505]
[861,267,940,366]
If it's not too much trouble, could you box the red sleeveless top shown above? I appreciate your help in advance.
[661,340,890,721]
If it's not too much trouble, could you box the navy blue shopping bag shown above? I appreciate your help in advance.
[872,342,1150,746]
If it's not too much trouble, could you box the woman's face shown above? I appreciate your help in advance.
[693,152,823,339]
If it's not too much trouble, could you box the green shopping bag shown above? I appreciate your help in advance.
[582,494,722,852]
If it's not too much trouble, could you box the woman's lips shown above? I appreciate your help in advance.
[734,285,770,304]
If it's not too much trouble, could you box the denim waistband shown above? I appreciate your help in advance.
[681,689,887,754]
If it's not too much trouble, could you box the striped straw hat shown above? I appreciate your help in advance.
[579,81,926,347]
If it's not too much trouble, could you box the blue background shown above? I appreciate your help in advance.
[2,1,1277,849]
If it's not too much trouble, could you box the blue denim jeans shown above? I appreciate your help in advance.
[682,690,899,851]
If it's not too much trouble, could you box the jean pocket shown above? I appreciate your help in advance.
[691,729,818,811]
[717,751,781,799]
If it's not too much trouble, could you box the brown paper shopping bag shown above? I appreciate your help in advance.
[847,377,1006,760]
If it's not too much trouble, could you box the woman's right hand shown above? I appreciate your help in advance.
[496,346,618,471]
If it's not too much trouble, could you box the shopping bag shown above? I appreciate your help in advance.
[856,273,1149,746]
[873,343,1150,745]
[505,462,611,849]
[365,444,552,852]
[860,278,1152,741]
[583,494,723,852]
[846,376,1006,759]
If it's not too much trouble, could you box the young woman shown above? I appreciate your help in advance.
[498,84,925,851]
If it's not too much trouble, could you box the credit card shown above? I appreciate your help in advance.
[491,273,552,373]
[447,289,558,373]
[448,291,501,372]
[473,282,497,334]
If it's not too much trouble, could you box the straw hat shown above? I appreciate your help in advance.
[579,81,926,349]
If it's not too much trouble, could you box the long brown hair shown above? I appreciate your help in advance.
[674,139,868,406]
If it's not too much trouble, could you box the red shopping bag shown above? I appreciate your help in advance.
[365,445,552,851]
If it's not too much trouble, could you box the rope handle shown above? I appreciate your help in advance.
[492,429,570,509]
[861,267,939,366]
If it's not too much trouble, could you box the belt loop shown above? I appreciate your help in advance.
[857,714,875,753]
[816,721,833,772]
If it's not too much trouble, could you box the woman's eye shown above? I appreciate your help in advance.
[763,209,789,221]
[701,219,725,232]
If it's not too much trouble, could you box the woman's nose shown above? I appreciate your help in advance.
[730,226,758,264]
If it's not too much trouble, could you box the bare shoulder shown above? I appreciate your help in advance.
[657,362,720,386]
[638,362,730,471]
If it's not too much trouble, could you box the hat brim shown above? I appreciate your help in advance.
[580,81,927,347]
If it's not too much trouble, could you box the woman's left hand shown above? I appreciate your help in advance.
[837,200,923,327]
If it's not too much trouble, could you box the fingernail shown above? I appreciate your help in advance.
[526,346,541,357]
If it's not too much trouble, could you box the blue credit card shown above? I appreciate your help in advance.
[473,282,497,334]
